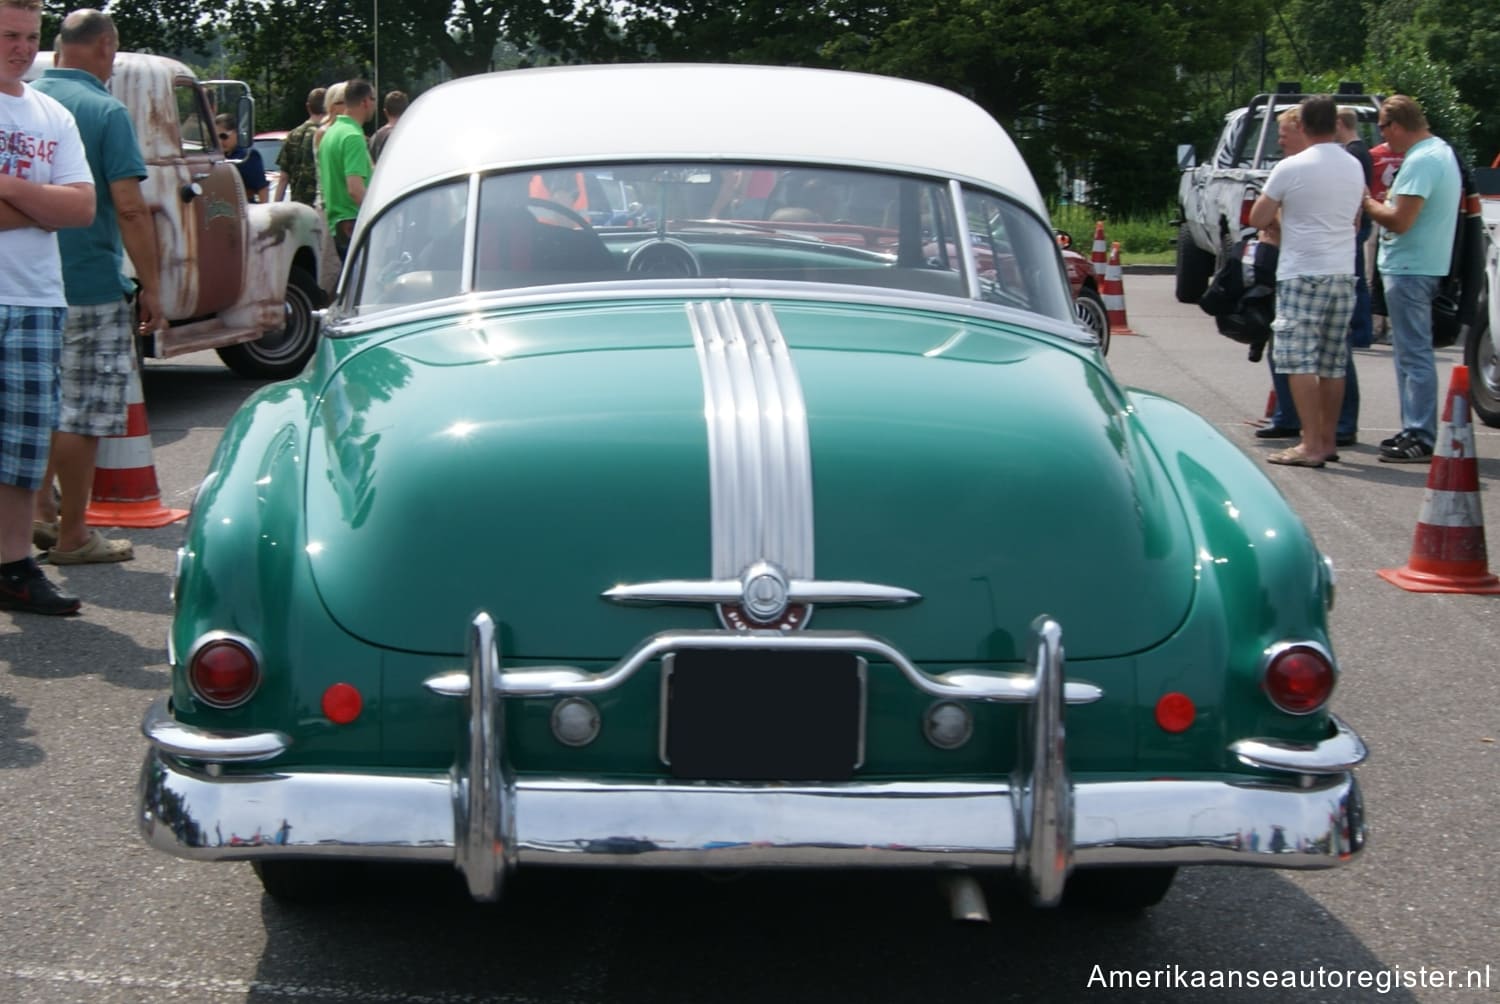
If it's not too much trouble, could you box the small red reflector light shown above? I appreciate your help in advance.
[189,638,260,708]
[1264,646,1334,714]
[1155,692,1196,733]
[322,683,363,724]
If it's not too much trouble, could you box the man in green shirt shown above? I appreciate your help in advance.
[316,78,375,259]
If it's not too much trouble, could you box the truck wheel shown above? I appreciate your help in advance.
[1464,280,1500,427]
[1174,228,1214,304]
[216,266,322,379]
[1073,285,1110,355]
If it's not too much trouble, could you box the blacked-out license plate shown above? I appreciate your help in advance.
[663,650,864,781]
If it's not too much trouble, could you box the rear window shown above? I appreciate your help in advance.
[345,161,1072,329]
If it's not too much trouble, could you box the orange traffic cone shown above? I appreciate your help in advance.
[1246,389,1277,427]
[1378,366,1500,594]
[1090,221,1107,280]
[1101,242,1137,336]
[85,356,188,529]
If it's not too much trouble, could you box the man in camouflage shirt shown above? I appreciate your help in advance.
[274,86,324,204]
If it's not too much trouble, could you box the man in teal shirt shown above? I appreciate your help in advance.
[1362,94,1460,463]
[31,8,163,563]
[317,77,375,260]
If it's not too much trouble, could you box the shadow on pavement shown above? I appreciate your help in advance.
[246,866,1419,1003]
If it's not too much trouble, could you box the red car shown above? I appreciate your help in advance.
[1056,230,1110,354]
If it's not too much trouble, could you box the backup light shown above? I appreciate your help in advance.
[551,698,601,747]
[1263,643,1335,715]
[923,701,973,750]
[187,634,261,708]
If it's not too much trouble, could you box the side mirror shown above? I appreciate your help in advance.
[236,94,255,151]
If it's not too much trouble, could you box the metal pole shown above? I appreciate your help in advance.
[373,0,380,121]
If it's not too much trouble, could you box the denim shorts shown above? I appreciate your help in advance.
[0,304,66,490]
[1271,275,1357,378]
[58,300,134,437]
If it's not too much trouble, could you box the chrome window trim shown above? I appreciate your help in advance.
[948,178,983,301]
[326,279,1097,348]
[459,173,479,294]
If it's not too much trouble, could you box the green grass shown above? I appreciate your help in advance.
[1049,204,1176,265]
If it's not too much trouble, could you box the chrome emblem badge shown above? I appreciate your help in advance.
[742,562,789,622]
[718,561,809,632]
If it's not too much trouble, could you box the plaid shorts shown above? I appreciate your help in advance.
[0,305,66,490]
[58,300,134,437]
[1270,275,1357,378]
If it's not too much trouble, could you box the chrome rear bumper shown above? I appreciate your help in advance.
[138,752,1364,870]
[138,616,1366,904]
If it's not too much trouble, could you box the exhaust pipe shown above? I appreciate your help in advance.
[940,873,990,924]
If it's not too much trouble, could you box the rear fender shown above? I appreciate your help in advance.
[1126,390,1335,762]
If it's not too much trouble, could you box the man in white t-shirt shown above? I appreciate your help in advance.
[0,0,96,615]
[1248,94,1364,468]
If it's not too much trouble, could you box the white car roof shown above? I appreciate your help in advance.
[364,64,1044,220]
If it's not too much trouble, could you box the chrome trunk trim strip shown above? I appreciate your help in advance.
[603,578,920,607]
[687,299,814,580]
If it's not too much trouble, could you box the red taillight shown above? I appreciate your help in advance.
[1263,644,1334,714]
[1154,692,1196,733]
[322,683,363,724]
[188,636,261,708]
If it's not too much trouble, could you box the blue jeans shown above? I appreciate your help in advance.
[1349,221,1373,347]
[1383,273,1440,446]
[1268,339,1359,437]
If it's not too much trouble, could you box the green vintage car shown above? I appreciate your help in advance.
[138,64,1366,914]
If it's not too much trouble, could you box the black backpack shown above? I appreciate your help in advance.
[1200,238,1279,360]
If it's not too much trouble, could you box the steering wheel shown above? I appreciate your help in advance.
[525,197,595,230]
[626,239,702,277]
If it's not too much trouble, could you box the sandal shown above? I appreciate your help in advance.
[32,520,59,551]
[46,529,134,565]
[1266,447,1325,469]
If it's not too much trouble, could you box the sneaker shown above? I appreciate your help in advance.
[1379,436,1434,463]
[0,562,82,616]
[1379,430,1413,449]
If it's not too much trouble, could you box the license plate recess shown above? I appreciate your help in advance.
[662,650,864,781]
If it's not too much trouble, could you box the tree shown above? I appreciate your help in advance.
[104,0,218,60]
[822,0,1270,216]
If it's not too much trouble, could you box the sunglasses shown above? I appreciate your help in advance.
[218,131,232,140]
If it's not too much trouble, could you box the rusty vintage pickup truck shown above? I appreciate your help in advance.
[28,51,332,378]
